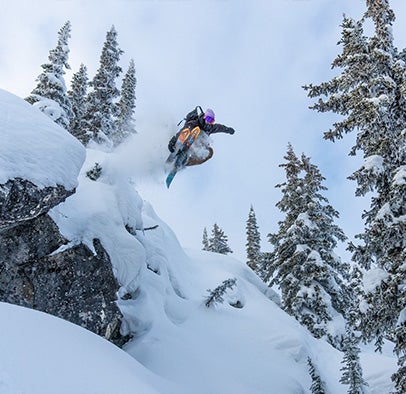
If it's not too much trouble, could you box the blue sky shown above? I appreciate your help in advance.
[1,0,406,262]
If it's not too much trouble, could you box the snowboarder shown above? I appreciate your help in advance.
[168,107,235,166]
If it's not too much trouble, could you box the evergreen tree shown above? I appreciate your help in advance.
[86,162,102,181]
[393,316,406,392]
[202,227,210,251]
[26,21,73,129]
[265,144,349,347]
[263,143,303,283]
[307,357,326,394]
[339,325,368,394]
[204,278,237,308]
[257,252,273,282]
[347,265,364,329]
[304,1,405,388]
[82,25,123,145]
[67,63,88,143]
[114,59,136,145]
[246,205,261,273]
[208,223,233,255]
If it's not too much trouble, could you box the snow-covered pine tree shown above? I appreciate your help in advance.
[204,278,237,308]
[86,162,102,181]
[263,143,303,283]
[246,205,261,273]
[347,265,364,329]
[82,25,123,146]
[26,21,73,129]
[393,312,406,392]
[114,59,136,145]
[304,1,405,388]
[339,324,368,394]
[303,15,369,143]
[307,357,326,394]
[67,63,88,143]
[202,227,210,251]
[208,223,233,255]
[257,251,273,282]
[265,144,349,348]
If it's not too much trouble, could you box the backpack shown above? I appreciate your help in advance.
[177,106,204,126]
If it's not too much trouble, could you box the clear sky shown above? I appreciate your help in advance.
[1,0,406,262]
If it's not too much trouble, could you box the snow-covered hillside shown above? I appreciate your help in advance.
[0,302,173,394]
[0,90,397,393]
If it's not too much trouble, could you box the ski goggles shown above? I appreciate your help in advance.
[204,115,215,124]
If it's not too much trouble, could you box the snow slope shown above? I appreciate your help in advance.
[50,145,397,393]
[125,248,397,394]
[0,302,174,394]
[0,90,397,393]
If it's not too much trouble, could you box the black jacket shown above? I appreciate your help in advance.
[184,108,235,136]
[168,107,235,152]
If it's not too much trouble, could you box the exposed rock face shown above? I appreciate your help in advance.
[0,179,129,347]
[0,178,74,232]
[0,214,65,265]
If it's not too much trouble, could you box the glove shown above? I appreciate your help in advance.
[228,127,235,135]
[168,136,177,152]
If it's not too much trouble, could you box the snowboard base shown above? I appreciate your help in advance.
[165,126,201,188]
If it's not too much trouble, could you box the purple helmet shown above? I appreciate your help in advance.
[204,108,215,124]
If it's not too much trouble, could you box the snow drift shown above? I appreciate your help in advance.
[0,302,172,394]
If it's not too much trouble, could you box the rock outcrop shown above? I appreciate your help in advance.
[0,198,128,347]
[0,178,75,232]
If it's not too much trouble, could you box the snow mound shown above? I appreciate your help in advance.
[0,89,85,189]
[0,302,174,394]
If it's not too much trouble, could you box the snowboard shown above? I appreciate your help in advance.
[165,126,201,188]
